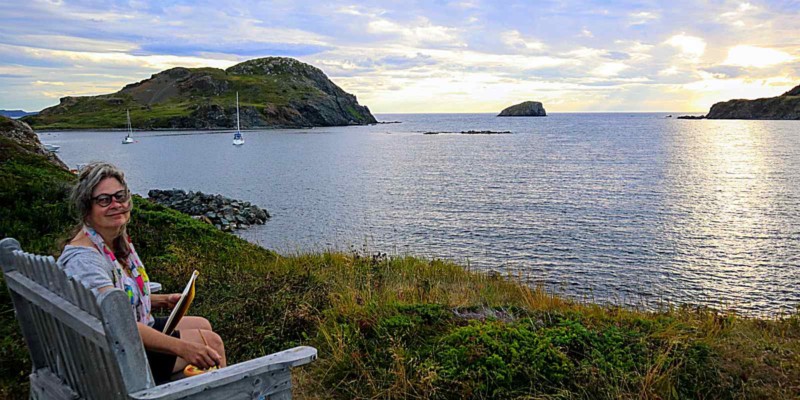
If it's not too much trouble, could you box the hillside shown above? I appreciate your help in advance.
[0,110,37,119]
[23,57,377,130]
[706,84,800,120]
[1,116,799,399]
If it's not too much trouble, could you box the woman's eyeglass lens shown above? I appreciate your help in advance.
[92,190,130,207]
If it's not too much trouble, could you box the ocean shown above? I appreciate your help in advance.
[42,113,800,316]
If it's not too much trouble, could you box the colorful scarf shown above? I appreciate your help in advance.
[83,225,153,325]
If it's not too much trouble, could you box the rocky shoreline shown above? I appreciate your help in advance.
[423,130,512,135]
[147,189,269,232]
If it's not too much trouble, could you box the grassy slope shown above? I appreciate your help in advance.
[23,68,329,130]
[1,142,799,399]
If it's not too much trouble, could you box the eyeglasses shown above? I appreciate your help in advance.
[92,189,131,207]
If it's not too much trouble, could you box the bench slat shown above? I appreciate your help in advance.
[4,271,108,349]
[30,368,78,400]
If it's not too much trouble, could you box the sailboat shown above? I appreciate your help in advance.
[122,109,134,144]
[232,92,244,146]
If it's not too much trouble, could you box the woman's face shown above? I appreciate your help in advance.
[86,177,131,233]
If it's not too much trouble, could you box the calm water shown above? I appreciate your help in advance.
[42,113,800,315]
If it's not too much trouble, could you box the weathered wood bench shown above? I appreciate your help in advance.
[0,238,317,400]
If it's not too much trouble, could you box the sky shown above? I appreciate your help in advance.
[1,0,799,113]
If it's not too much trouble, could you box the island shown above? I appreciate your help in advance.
[704,83,800,120]
[23,57,377,130]
[497,101,547,117]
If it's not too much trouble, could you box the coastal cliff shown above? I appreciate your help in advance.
[705,84,800,120]
[498,101,547,117]
[23,57,377,129]
[0,116,66,169]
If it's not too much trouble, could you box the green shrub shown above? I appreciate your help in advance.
[436,321,572,397]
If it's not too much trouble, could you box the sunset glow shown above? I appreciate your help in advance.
[0,0,797,113]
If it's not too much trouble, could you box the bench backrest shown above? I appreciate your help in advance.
[0,238,156,399]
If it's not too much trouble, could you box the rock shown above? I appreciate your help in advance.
[0,116,68,170]
[498,101,547,117]
[460,130,512,134]
[677,115,705,119]
[704,84,800,120]
[147,188,269,233]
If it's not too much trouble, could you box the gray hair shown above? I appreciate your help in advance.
[70,161,130,225]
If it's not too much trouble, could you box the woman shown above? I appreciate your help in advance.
[57,162,226,384]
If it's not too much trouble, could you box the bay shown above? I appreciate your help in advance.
[42,113,800,316]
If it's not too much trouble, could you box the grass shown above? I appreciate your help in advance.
[1,130,799,399]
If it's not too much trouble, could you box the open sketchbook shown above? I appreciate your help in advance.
[162,270,199,335]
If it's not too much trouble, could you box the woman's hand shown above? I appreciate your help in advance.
[177,341,222,369]
[164,293,181,308]
[151,293,182,309]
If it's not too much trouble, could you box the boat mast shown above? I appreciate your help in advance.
[236,92,241,132]
[126,109,132,135]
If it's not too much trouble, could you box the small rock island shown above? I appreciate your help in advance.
[498,101,547,117]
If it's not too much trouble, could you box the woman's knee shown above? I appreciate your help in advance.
[201,330,224,352]
[178,316,212,331]
[200,330,226,367]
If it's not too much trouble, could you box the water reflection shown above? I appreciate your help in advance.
[663,120,799,314]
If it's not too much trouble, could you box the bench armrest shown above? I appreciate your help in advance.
[129,346,317,400]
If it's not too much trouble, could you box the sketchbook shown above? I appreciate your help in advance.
[162,270,199,335]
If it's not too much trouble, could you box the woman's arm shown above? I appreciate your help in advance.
[150,293,181,309]
[94,286,219,368]
[137,323,221,369]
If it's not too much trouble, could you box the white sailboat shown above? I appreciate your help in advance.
[122,109,134,144]
[232,92,244,146]
[42,143,60,152]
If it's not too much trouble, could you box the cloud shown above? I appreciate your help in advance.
[501,30,545,51]
[723,45,795,68]
[702,66,748,79]
[664,34,706,60]
[590,62,630,77]
[138,42,330,58]
[629,11,659,26]
[367,17,463,46]
[1,0,799,112]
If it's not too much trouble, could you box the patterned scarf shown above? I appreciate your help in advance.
[83,225,153,325]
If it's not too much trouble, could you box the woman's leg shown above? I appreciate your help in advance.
[171,317,227,372]
[176,316,213,331]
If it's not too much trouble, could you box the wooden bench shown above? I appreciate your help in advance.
[0,238,317,400]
